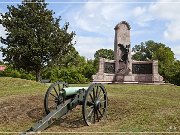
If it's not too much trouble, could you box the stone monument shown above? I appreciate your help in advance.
[93,21,164,83]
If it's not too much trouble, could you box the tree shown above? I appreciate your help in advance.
[0,0,75,81]
[55,47,87,68]
[94,49,114,60]
[132,40,175,82]
[94,49,114,71]
[132,40,174,63]
[164,60,180,85]
[82,59,96,80]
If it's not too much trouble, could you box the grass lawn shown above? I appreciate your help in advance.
[0,77,179,134]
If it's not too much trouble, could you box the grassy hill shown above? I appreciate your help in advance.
[0,77,179,134]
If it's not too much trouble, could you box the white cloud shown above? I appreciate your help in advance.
[132,6,154,27]
[171,46,180,60]
[0,25,6,38]
[0,10,6,60]
[163,21,180,41]
[67,0,130,35]
[133,6,146,17]
[149,0,180,40]
[64,0,133,59]
[0,15,7,38]
[0,17,7,60]
[149,0,180,20]
[74,35,113,59]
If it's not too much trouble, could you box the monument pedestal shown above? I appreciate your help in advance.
[92,58,164,84]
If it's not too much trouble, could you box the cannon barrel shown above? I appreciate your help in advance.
[62,87,88,97]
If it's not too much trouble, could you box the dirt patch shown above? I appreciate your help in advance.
[0,95,44,124]
[0,94,130,132]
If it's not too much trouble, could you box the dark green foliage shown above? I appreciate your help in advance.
[164,60,180,86]
[82,59,96,80]
[0,66,35,80]
[94,49,114,71]
[41,55,96,83]
[132,40,174,63]
[94,49,114,60]
[40,48,96,83]
[132,40,180,85]
[42,67,88,84]
[0,0,75,81]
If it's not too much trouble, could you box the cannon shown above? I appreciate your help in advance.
[20,81,108,134]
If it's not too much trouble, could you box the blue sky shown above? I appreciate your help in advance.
[0,0,180,60]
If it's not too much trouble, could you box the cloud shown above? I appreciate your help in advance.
[132,6,154,27]
[149,0,180,20]
[148,0,180,41]
[0,25,6,39]
[64,0,136,59]
[74,35,113,59]
[171,45,180,60]
[0,14,7,38]
[163,21,180,41]
[66,0,130,35]
[0,16,7,60]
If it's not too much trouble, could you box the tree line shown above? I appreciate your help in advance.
[0,0,180,85]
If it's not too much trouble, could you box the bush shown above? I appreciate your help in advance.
[0,67,35,80]
[10,70,21,78]
[20,73,35,80]
[42,67,89,84]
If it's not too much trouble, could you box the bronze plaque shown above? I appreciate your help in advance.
[132,63,152,74]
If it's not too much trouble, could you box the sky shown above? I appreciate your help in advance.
[0,0,180,60]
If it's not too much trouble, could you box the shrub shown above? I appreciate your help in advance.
[0,67,35,80]
[20,73,35,80]
[10,70,21,78]
[42,67,89,84]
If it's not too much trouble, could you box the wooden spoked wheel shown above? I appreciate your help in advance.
[82,83,108,125]
[44,81,68,114]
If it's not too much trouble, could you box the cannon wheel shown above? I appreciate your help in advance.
[82,83,108,125]
[44,81,68,114]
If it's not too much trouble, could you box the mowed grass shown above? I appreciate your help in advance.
[0,77,48,97]
[0,77,180,134]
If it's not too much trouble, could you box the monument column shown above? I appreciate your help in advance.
[114,21,132,76]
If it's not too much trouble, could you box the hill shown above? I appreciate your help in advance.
[0,77,179,134]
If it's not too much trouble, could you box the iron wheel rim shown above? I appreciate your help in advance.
[44,81,68,114]
[82,83,108,126]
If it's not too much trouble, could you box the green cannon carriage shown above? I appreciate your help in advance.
[20,81,108,134]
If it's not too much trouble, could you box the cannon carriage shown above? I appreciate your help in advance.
[21,81,108,134]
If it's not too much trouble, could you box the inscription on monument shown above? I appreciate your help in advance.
[132,63,152,74]
[104,62,115,74]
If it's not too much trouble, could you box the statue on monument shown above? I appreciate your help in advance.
[118,43,130,64]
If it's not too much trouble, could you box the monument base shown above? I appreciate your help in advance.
[92,58,164,84]
[92,73,164,84]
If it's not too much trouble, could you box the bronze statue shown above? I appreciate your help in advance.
[118,44,130,64]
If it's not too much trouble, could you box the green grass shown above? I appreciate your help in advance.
[0,77,48,97]
[0,77,180,134]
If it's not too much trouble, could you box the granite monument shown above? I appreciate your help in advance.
[93,21,164,83]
